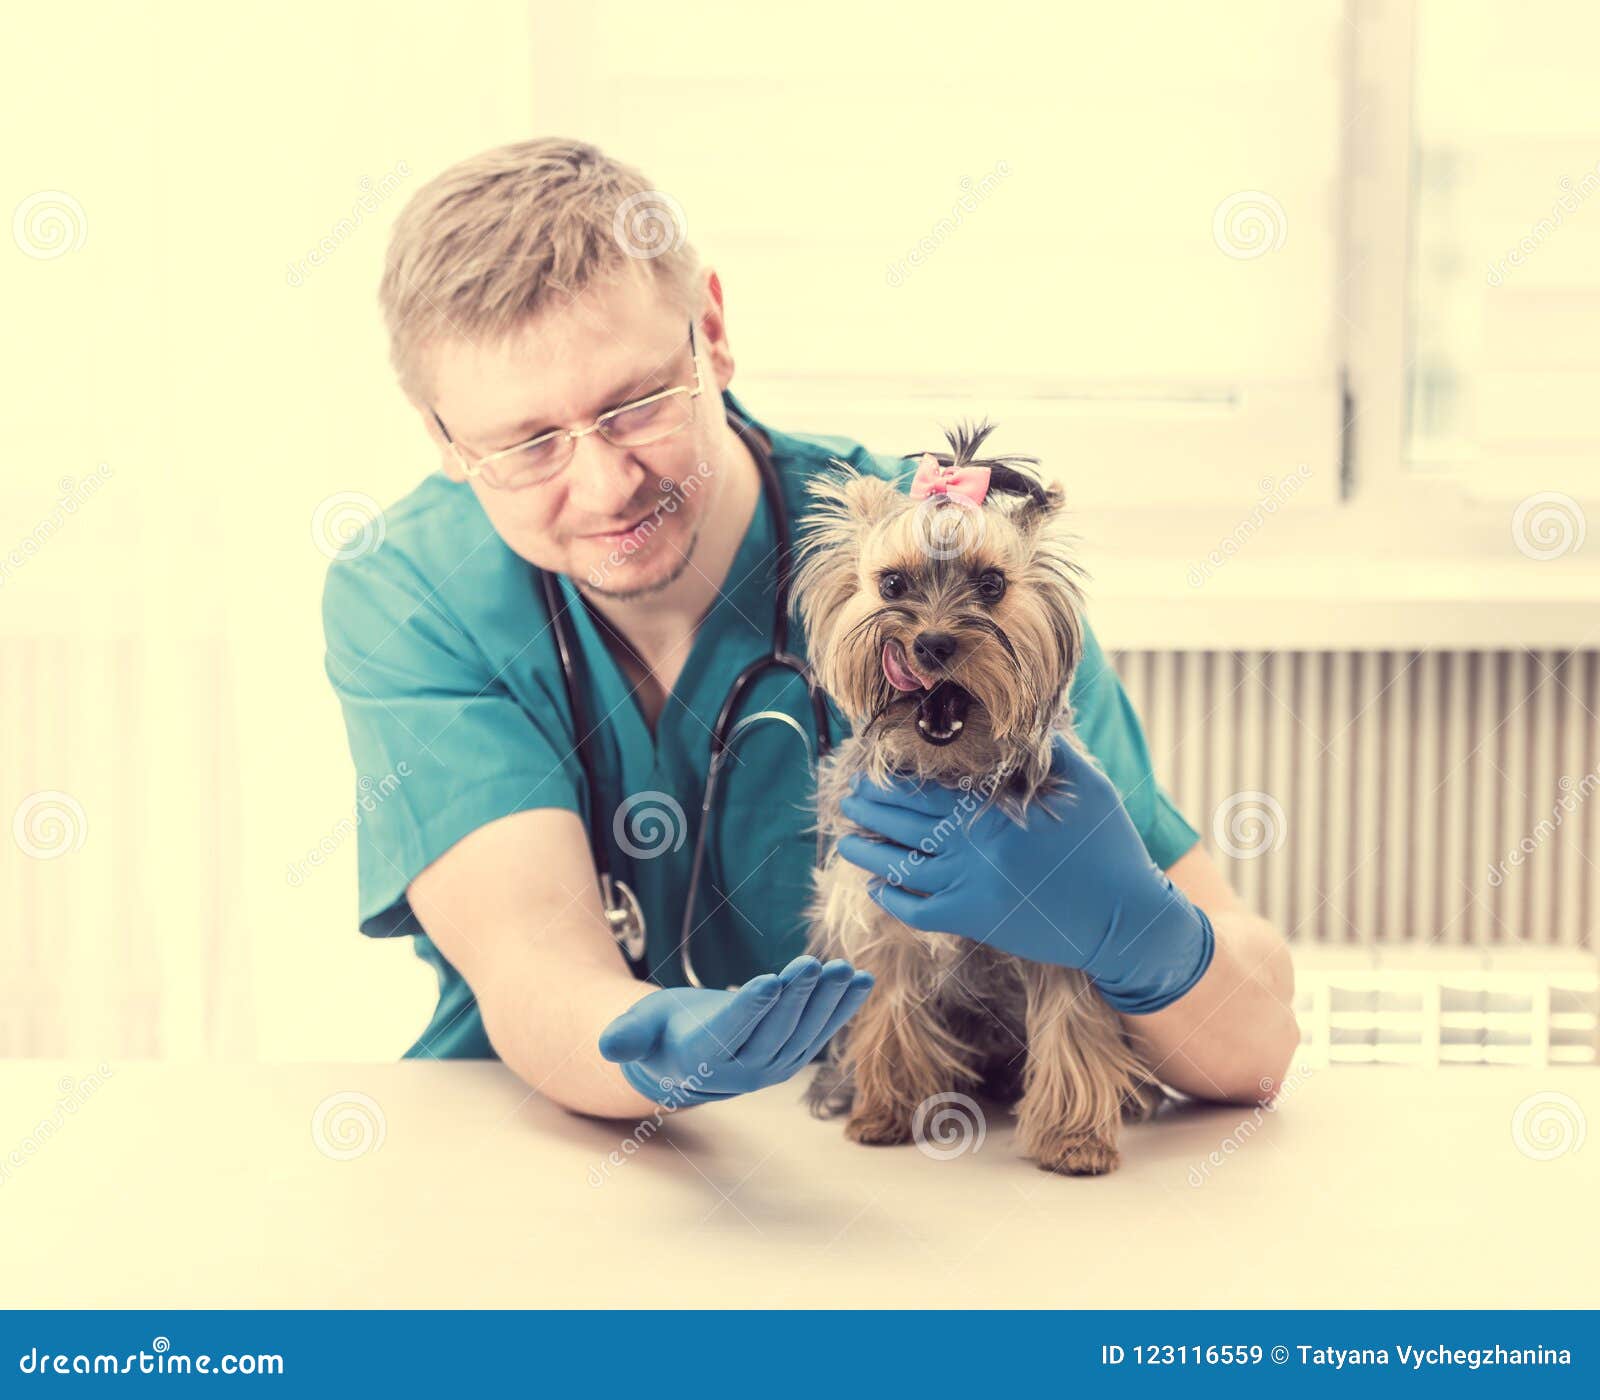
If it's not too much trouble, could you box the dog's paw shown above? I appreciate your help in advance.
[804,1063,855,1120]
[844,1112,914,1147]
[1031,1135,1121,1176]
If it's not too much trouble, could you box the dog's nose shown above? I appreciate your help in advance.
[912,631,959,669]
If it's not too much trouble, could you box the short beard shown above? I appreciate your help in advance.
[582,516,704,601]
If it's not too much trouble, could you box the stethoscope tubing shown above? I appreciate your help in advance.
[537,421,831,988]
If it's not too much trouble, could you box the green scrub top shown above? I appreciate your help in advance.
[321,388,1201,1060]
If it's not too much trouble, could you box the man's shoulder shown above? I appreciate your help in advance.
[766,421,919,493]
[320,471,521,648]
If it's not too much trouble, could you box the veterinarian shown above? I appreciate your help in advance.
[322,139,1298,1121]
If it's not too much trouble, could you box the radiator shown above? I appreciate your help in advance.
[1108,649,1600,950]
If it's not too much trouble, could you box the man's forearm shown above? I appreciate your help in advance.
[1119,907,1299,1104]
[477,948,668,1119]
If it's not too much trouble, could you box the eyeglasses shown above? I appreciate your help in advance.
[428,323,703,491]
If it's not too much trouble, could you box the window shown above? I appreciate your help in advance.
[534,0,1348,510]
[1408,0,1600,504]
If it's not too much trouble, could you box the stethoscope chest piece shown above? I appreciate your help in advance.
[599,873,647,964]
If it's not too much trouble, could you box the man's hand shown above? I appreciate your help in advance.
[835,734,1214,1016]
[597,955,874,1106]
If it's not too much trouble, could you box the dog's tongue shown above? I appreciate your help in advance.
[881,639,925,692]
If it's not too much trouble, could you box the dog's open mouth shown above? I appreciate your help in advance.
[882,640,973,746]
[914,680,971,745]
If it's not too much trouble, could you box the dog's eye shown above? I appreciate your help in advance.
[975,569,1006,603]
[878,570,908,600]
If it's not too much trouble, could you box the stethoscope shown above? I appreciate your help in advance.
[537,414,833,989]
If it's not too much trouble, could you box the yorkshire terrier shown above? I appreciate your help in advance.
[791,422,1164,1175]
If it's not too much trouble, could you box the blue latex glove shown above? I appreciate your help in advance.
[835,736,1214,1015]
[597,955,874,1106]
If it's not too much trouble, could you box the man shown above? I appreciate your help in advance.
[322,138,1298,1121]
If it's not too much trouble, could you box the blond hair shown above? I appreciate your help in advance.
[378,137,701,401]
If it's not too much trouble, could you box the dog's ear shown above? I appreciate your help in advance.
[1012,477,1066,534]
[803,458,906,529]
[790,460,903,644]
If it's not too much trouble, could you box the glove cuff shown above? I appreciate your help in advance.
[1091,902,1217,1016]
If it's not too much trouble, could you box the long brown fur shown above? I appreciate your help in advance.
[792,422,1164,1174]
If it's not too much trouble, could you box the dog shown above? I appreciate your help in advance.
[790,421,1164,1175]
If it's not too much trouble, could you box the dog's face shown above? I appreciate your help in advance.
[794,429,1086,783]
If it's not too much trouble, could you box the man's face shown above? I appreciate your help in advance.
[421,269,731,599]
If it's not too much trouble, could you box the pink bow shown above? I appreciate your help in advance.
[909,452,990,506]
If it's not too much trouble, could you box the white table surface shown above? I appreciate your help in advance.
[1,1061,1594,1309]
